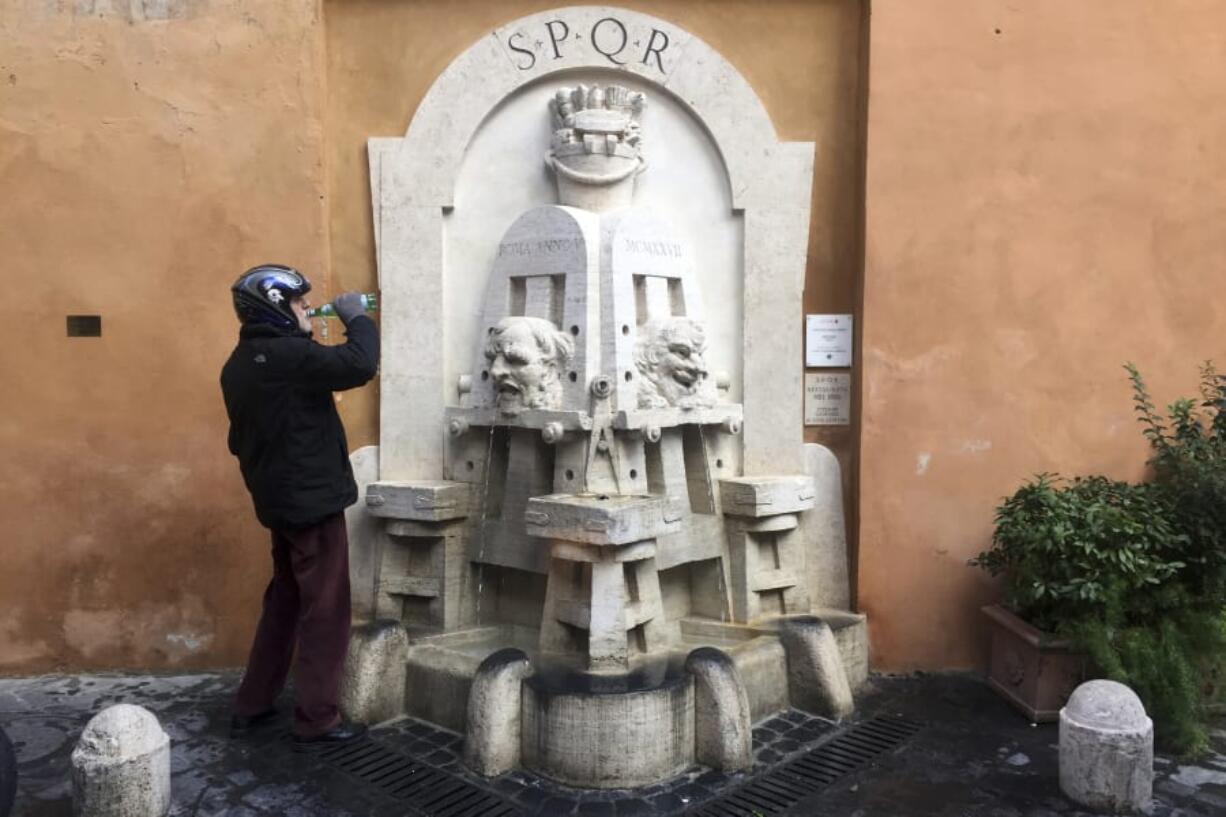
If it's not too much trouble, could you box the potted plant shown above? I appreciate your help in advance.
[972,474,1186,722]
[972,363,1226,753]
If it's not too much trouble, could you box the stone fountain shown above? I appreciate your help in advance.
[342,6,866,791]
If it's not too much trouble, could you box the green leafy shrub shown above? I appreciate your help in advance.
[1127,362,1226,605]
[1111,362,1226,753]
[972,363,1226,755]
[1072,606,1226,756]
[971,474,1186,634]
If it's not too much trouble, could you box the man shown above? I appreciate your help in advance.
[220,263,378,747]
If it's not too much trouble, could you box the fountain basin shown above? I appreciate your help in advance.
[386,612,867,788]
[522,657,694,788]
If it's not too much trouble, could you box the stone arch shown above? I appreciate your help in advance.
[372,6,813,479]
[388,7,790,210]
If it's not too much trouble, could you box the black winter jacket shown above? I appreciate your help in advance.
[220,316,379,530]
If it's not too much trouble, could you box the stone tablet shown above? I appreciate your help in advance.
[470,205,600,415]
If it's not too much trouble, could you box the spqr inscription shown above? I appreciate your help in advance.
[505,15,673,73]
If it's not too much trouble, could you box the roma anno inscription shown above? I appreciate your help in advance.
[497,237,585,257]
[496,237,684,259]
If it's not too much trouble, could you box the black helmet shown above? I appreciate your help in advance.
[231,264,312,330]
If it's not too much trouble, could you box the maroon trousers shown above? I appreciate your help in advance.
[234,512,351,737]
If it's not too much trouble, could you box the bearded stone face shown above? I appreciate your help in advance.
[484,317,572,415]
[634,317,716,409]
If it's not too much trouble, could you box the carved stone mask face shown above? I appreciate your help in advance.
[634,317,716,409]
[657,324,708,391]
[484,317,572,415]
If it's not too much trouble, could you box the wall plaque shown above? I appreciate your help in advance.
[804,372,851,426]
[805,314,852,367]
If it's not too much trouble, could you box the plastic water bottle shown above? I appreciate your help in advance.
[306,293,379,319]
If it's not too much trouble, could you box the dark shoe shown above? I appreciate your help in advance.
[229,708,279,738]
[292,721,367,751]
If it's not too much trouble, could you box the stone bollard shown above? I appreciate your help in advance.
[685,647,753,772]
[779,616,854,720]
[71,704,170,817]
[1059,680,1153,814]
[463,648,533,777]
[339,619,410,726]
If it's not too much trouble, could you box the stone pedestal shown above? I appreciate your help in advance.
[345,445,382,620]
[366,481,475,631]
[339,620,410,725]
[71,704,170,817]
[1059,680,1153,814]
[720,477,815,623]
[464,648,533,777]
[529,493,681,672]
[779,616,854,720]
[686,647,752,772]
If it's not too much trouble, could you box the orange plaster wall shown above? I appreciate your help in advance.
[859,0,1226,670]
[24,0,1222,676]
[0,0,331,671]
[0,0,866,673]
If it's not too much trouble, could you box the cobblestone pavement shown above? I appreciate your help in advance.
[787,673,1226,817]
[1,671,1223,815]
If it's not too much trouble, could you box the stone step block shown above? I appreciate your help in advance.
[379,576,441,598]
[752,568,801,592]
[719,476,815,518]
[366,480,472,521]
[526,493,682,545]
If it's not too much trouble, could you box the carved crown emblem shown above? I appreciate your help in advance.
[548,84,646,188]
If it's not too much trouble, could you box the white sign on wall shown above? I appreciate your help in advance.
[805,314,853,367]
[804,372,851,426]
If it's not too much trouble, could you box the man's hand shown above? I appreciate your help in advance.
[333,292,366,325]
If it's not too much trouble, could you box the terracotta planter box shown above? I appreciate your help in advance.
[982,604,1087,722]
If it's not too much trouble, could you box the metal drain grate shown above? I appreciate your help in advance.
[688,715,922,816]
[317,738,522,817]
